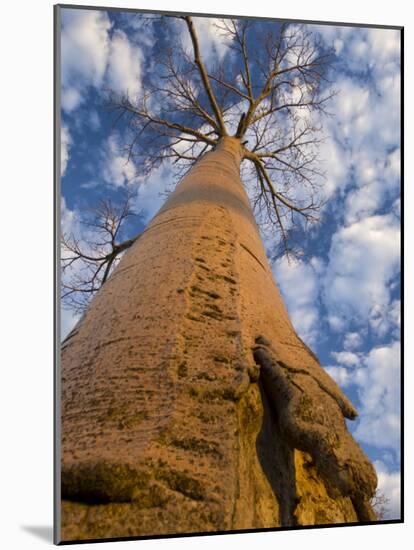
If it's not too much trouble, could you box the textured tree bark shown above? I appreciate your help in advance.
[60,136,377,541]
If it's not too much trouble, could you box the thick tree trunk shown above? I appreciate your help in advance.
[60,137,377,541]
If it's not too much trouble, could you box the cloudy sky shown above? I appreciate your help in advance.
[59,7,401,520]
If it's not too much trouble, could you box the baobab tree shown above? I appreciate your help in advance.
[60,15,377,541]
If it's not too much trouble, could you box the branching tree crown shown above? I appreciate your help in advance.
[62,16,334,312]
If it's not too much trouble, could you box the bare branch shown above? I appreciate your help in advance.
[117,97,218,147]
[61,190,142,313]
[184,16,227,135]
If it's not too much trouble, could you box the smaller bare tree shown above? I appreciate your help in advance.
[61,189,142,314]
[370,489,390,520]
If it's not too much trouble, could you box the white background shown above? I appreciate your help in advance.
[0,0,410,548]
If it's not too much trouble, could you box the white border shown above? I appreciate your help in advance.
[0,1,410,548]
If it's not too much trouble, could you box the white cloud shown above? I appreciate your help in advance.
[323,365,352,388]
[306,26,402,360]
[324,340,400,457]
[178,17,232,69]
[369,298,401,339]
[392,197,401,219]
[329,74,399,155]
[331,350,360,367]
[343,332,363,351]
[61,308,80,340]
[334,79,370,138]
[326,314,346,332]
[317,26,400,78]
[390,299,401,333]
[373,460,401,520]
[324,349,363,388]
[344,147,400,226]
[89,110,101,131]
[323,214,400,329]
[360,29,400,67]
[344,332,363,351]
[315,25,354,49]
[310,26,401,212]
[318,136,350,199]
[106,30,142,98]
[353,341,400,452]
[386,147,401,180]
[273,257,322,345]
[61,87,82,113]
[344,182,384,225]
[61,9,143,113]
[134,161,176,222]
[61,9,111,111]
[190,17,231,64]
[60,125,71,177]
[102,135,137,186]
[61,197,77,235]
[333,39,343,55]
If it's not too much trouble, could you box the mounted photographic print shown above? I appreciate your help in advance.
[54,3,403,544]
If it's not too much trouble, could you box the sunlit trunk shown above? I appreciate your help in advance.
[60,136,376,540]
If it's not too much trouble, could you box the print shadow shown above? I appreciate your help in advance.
[21,525,53,543]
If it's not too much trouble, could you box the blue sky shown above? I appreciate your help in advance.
[59,7,401,519]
